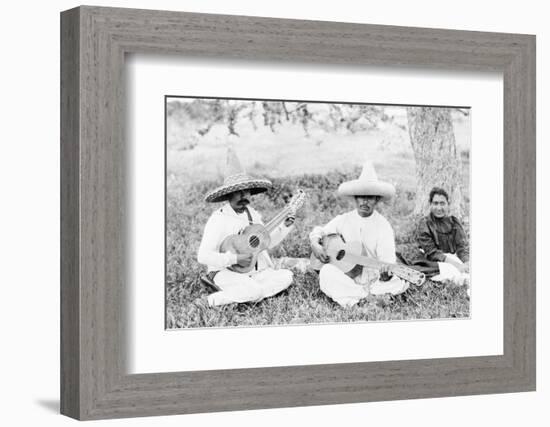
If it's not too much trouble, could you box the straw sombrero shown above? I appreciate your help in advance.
[338,161,395,201]
[205,146,272,203]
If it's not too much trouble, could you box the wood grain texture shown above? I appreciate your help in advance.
[60,7,80,419]
[60,6,536,420]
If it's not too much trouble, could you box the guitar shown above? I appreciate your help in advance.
[311,233,425,286]
[220,190,306,273]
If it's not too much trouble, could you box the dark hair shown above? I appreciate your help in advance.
[429,187,449,203]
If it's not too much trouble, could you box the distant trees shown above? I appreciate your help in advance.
[168,99,466,217]
[167,99,386,149]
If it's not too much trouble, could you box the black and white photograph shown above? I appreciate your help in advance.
[166,96,471,329]
[2,0,541,424]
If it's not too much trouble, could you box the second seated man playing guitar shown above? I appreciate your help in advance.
[309,161,424,308]
[197,146,304,307]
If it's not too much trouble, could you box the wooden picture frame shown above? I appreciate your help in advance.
[60,5,536,420]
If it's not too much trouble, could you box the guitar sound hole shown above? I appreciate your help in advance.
[336,250,345,261]
[249,236,260,248]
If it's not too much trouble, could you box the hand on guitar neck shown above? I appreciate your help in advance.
[310,240,330,264]
[312,236,386,275]
[221,190,306,273]
[236,253,254,266]
[378,264,393,281]
[284,214,296,228]
[311,233,425,286]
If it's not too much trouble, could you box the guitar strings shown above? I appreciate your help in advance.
[248,206,292,247]
[218,192,303,249]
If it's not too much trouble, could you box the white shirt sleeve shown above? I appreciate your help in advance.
[309,215,343,244]
[197,214,238,269]
[376,218,397,264]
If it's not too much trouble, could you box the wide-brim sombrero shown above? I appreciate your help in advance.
[338,180,395,200]
[205,145,273,203]
[204,172,272,203]
[337,161,395,201]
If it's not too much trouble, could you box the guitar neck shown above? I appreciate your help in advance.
[343,253,392,270]
[264,206,292,233]
[331,244,426,286]
[335,244,425,286]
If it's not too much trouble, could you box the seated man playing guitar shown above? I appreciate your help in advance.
[309,161,415,308]
[197,147,298,307]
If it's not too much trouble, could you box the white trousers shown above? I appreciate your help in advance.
[319,264,409,308]
[432,253,469,289]
[208,268,293,306]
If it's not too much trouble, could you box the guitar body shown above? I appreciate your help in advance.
[323,235,363,273]
[219,189,306,274]
[319,234,426,286]
[219,224,271,273]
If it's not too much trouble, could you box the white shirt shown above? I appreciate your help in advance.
[310,209,397,263]
[197,203,293,273]
[310,209,397,285]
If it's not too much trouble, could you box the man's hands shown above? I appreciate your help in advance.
[236,253,253,266]
[232,215,295,268]
[379,265,394,281]
[284,215,296,227]
[311,239,330,263]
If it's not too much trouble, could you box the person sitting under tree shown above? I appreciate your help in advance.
[415,186,470,285]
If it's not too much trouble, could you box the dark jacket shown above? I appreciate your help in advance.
[415,213,469,263]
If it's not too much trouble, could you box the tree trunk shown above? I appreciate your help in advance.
[406,107,464,217]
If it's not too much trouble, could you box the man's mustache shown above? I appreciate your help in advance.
[237,199,250,205]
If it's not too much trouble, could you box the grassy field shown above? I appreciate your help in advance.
[166,167,470,329]
[166,106,470,329]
